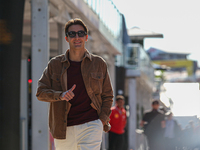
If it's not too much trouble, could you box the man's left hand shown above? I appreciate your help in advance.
[100,119,106,126]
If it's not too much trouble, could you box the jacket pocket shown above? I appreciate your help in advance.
[90,72,104,94]
[51,73,61,89]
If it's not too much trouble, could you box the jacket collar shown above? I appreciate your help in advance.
[152,109,158,113]
[61,49,92,63]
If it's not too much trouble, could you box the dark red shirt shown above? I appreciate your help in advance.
[109,106,127,134]
[67,59,99,126]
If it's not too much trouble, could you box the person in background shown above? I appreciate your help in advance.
[140,100,165,150]
[183,120,196,149]
[109,95,127,150]
[36,18,113,150]
[164,112,181,150]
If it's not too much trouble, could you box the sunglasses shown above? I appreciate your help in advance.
[66,30,87,38]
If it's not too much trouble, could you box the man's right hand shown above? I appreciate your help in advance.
[60,84,76,101]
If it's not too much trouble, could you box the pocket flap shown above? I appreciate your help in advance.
[51,73,60,82]
[91,72,104,80]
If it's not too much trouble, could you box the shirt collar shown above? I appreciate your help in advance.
[61,49,92,63]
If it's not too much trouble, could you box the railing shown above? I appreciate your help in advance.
[83,0,122,39]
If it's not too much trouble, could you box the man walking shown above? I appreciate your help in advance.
[140,100,165,150]
[36,18,113,150]
[164,112,181,150]
[109,95,127,150]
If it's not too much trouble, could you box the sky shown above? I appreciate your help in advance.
[112,0,200,65]
[112,0,200,117]
[161,83,200,117]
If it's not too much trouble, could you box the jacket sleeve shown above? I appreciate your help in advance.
[99,63,114,123]
[36,61,63,102]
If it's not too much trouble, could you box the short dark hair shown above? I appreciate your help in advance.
[152,100,159,105]
[116,95,124,101]
[64,18,88,36]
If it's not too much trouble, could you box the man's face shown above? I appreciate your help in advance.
[168,113,173,119]
[152,104,159,110]
[116,99,124,108]
[65,24,88,50]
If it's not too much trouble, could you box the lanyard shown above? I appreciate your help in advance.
[115,106,122,115]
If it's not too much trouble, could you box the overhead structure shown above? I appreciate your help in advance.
[128,26,163,46]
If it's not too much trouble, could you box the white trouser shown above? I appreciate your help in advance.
[54,119,103,150]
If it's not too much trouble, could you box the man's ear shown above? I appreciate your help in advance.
[65,36,69,42]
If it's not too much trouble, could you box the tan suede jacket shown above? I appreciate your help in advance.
[36,49,113,139]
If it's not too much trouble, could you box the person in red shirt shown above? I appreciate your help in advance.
[109,95,127,150]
